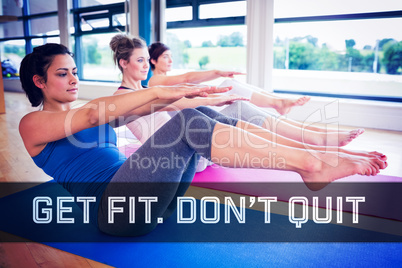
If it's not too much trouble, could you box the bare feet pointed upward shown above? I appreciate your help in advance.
[275,96,311,115]
[296,150,387,191]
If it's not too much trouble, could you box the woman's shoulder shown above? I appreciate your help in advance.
[19,110,60,142]
[19,110,43,128]
[19,111,48,157]
[148,75,159,86]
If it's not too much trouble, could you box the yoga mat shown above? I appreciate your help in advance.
[0,182,401,267]
[192,165,402,222]
[47,242,401,268]
[118,144,402,222]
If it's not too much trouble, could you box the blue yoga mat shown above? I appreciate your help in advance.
[48,242,402,268]
[0,181,401,267]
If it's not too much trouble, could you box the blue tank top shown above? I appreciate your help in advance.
[32,124,126,223]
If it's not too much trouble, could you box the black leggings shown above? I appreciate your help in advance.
[98,107,238,236]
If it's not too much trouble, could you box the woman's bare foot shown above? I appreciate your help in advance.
[325,128,365,146]
[275,96,311,115]
[297,151,387,191]
[339,148,387,161]
[302,128,365,147]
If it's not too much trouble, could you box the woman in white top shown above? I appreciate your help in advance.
[110,34,386,180]
[147,41,369,148]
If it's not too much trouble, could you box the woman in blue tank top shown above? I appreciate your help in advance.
[19,43,387,236]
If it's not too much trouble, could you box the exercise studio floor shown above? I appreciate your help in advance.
[1,91,401,267]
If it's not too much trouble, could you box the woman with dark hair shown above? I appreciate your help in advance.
[148,42,244,86]
[147,41,367,149]
[148,41,311,115]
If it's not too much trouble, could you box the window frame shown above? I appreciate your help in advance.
[166,0,245,29]
[71,1,126,81]
[0,0,59,56]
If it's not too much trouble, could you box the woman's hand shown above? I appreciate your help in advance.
[217,71,246,78]
[202,85,234,95]
[206,94,249,107]
[153,84,233,100]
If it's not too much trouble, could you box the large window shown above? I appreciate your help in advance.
[273,0,402,101]
[0,0,59,78]
[72,1,126,81]
[166,0,402,101]
[165,0,247,85]
[79,33,120,81]
[1,0,401,101]
[0,0,125,82]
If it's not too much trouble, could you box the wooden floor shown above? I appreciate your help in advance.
[0,91,401,267]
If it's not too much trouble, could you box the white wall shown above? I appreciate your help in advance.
[273,69,402,99]
[283,96,402,132]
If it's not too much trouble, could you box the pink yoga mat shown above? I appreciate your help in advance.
[193,164,402,183]
[192,164,402,222]
[119,145,402,222]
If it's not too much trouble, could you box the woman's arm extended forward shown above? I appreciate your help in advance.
[20,84,213,156]
[148,70,245,87]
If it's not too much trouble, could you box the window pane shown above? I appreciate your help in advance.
[1,0,22,16]
[273,18,402,98]
[274,0,402,18]
[0,40,25,78]
[166,25,247,85]
[79,0,125,8]
[0,21,24,38]
[28,0,57,15]
[165,6,192,22]
[81,17,110,31]
[32,37,61,47]
[199,1,246,19]
[31,16,59,35]
[112,13,126,27]
[81,33,120,81]
[274,18,402,72]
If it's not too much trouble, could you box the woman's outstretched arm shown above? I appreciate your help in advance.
[19,85,213,157]
[112,85,237,119]
[148,70,244,87]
